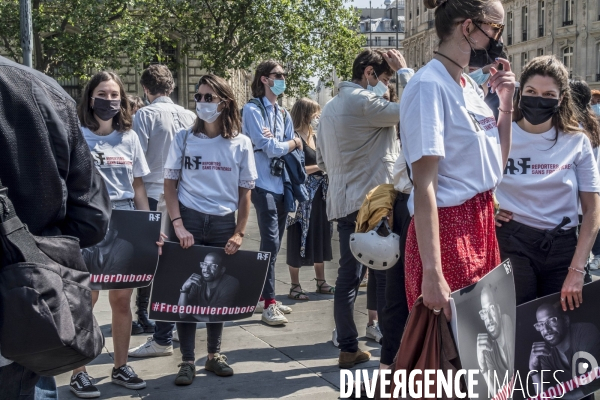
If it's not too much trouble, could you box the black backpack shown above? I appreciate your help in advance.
[0,179,104,376]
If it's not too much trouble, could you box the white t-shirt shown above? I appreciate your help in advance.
[164,129,258,216]
[82,127,150,201]
[495,122,600,230]
[400,59,503,215]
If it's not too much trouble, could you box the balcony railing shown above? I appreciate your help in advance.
[522,30,528,41]
[563,20,573,26]
[507,34,513,45]
[365,39,398,47]
[538,25,544,37]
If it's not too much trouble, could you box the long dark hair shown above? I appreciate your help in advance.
[78,71,132,133]
[513,56,581,139]
[569,79,600,148]
[192,74,240,139]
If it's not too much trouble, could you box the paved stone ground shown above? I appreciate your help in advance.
[55,208,600,400]
[55,210,377,400]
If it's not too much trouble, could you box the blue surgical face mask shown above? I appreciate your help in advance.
[367,70,388,97]
[469,68,490,86]
[592,104,600,116]
[269,78,286,96]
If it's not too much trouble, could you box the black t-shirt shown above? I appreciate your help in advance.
[299,134,323,176]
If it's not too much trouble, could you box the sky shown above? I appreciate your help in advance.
[348,0,390,9]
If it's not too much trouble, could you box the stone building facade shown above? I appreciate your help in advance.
[358,0,406,49]
[402,0,600,88]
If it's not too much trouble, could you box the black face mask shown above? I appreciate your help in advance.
[467,24,504,68]
[92,97,121,121]
[518,95,560,125]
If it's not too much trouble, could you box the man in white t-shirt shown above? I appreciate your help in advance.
[132,65,195,343]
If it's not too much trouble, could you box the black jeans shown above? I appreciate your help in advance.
[334,211,367,353]
[175,204,236,361]
[379,193,411,365]
[251,187,287,301]
[496,219,577,306]
[366,268,386,329]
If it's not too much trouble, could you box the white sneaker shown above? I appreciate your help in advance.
[172,330,179,342]
[255,300,291,314]
[261,304,288,325]
[589,256,600,270]
[128,337,173,357]
[366,321,383,343]
[332,328,339,347]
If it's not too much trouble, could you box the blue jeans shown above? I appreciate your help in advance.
[251,187,287,301]
[0,362,57,400]
[334,211,367,353]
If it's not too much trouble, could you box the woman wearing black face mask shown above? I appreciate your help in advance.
[72,71,155,398]
[495,57,600,316]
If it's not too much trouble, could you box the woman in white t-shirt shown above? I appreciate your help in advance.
[71,71,152,397]
[399,0,515,318]
[161,74,257,385]
[495,56,600,311]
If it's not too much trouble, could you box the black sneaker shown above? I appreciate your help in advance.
[111,364,146,389]
[70,371,100,398]
[131,320,144,335]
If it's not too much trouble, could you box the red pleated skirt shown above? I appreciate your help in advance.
[405,190,501,309]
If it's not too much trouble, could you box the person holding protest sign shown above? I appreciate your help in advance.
[400,0,515,319]
[495,56,600,311]
[70,71,153,398]
[161,74,257,385]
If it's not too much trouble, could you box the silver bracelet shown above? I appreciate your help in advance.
[568,266,585,275]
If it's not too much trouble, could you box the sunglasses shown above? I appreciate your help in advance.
[268,72,287,80]
[473,20,505,40]
[194,92,220,103]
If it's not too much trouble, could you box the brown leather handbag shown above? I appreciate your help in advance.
[377,297,464,400]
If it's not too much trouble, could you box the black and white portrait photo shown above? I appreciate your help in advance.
[514,280,600,400]
[149,242,270,323]
[451,260,516,399]
[178,252,240,319]
[83,209,162,290]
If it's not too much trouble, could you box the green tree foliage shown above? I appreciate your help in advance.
[0,0,362,95]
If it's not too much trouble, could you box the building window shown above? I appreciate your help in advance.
[563,46,573,75]
[537,48,544,57]
[389,37,394,46]
[409,11,412,20]
[375,36,381,46]
[365,20,371,32]
[421,42,425,65]
[538,1,545,37]
[521,52,528,69]
[564,0,574,25]
[522,6,528,42]
[508,55,513,65]
[597,44,600,81]
[416,7,419,16]
[365,36,369,46]
[507,12,513,45]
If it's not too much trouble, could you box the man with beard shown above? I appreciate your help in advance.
[476,284,515,395]
[529,303,600,399]
[81,219,134,277]
[178,252,239,322]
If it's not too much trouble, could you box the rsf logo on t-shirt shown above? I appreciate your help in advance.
[505,157,572,175]
[184,156,202,170]
[93,152,106,166]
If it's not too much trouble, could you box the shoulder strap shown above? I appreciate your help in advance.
[179,129,191,171]
[0,179,46,265]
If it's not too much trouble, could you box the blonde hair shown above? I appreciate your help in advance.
[290,98,321,140]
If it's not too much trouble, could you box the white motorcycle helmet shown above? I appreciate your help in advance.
[349,219,400,271]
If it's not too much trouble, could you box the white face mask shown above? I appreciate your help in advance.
[196,101,222,123]
[310,116,320,131]
[366,70,388,97]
